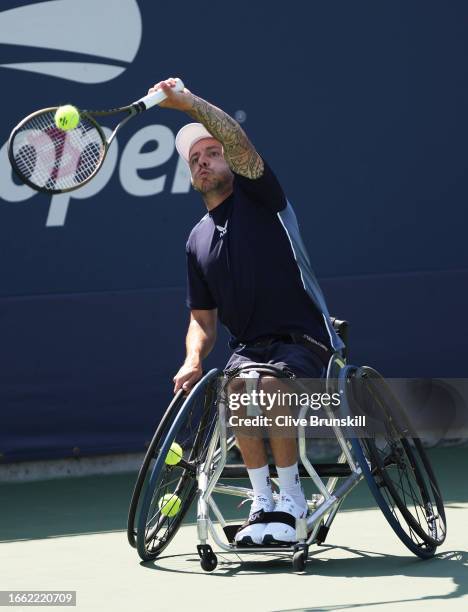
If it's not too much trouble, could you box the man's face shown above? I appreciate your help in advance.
[189,137,233,194]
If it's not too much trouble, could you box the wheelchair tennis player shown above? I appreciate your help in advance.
[148,77,345,546]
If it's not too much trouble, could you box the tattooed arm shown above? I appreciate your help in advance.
[147,78,264,179]
[186,95,263,179]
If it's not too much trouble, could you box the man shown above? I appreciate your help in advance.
[148,78,344,546]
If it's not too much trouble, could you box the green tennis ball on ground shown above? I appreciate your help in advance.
[165,442,183,465]
[54,105,80,131]
[158,494,182,517]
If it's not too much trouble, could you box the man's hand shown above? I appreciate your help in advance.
[173,359,203,394]
[147,77,193,112]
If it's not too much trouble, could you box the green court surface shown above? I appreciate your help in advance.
[1,447,467,611]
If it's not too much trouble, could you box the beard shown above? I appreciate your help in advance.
[192,169,233,195]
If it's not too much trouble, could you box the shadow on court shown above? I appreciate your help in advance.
[268,552,468,611]
[144,548,468,609]
[1,446,466,543]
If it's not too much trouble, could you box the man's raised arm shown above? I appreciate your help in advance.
[148,78,264,179]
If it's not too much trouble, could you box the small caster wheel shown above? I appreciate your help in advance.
[200,554,217,572]
[197,544,218,572]
[292,544,308,572]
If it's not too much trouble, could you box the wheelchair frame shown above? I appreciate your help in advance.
[194,353,362,571]
[129,320,446,572]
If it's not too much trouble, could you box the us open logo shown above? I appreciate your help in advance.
[0,0,142,83]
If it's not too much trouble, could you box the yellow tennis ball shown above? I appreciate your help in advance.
[158,494,182,517]
[54,105,80,131]
[165,442,183,465]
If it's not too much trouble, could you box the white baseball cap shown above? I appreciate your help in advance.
[175,123,218,163]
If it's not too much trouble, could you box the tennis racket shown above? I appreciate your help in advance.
[8,78,184,194]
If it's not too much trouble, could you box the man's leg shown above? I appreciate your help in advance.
[259,375,308,544]
[232,374,306,503]
[228,378,274,545]
[268,436,297,468]
[235,434,268,468]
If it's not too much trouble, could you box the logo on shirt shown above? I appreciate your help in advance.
[216,220,229,237]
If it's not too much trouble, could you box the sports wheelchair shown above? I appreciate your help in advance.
[127,319,446,572]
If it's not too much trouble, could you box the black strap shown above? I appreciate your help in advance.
[244,333,332,364]
[289,333,330,355]
[237,509,297,532]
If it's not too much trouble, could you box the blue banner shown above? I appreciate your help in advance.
[1,0,467,462]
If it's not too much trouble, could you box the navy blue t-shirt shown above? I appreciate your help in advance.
[185,162,330,347]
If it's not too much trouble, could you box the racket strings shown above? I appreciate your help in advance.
[11,111,105,191]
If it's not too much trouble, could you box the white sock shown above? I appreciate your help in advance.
[247,465,273,503]
[276,463,306,506]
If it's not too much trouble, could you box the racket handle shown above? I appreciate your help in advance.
[135,78,185,110]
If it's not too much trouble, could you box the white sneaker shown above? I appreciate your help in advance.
[262,492,308,545]
[234,494,274,546]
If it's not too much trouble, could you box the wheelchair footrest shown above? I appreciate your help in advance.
[221,463,352,479]
[223,524,316,547]
[224,524,294,546]
[223,524,241,543]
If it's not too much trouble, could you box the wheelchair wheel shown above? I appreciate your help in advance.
[136,369,219,561]
[340,365,446,559]
[355,367,446,547]
[127,390,185,548]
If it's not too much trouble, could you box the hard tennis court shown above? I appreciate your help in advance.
[1,446,467,611]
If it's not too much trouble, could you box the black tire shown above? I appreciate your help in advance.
[339,365,444,559]
[200,553,218,572]
[292,547,307,572]
[127,390,185,548]
[353,367,446,547]
[136,369,219,561]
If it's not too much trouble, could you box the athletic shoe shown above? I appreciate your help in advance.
[234,494,274,546]
[262,492,308,544]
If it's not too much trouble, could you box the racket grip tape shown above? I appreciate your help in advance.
[135,78,185,111]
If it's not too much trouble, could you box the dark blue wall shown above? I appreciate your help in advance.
[1,0,467,461]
